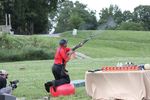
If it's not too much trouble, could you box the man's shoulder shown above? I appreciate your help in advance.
[58,47,70,53]
[66,48,71,52]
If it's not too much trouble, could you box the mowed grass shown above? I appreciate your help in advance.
[0,30,150,99]
[14,30,150,58]
[62,30,150,58]
[35,30,150,58]
[1,57,150,99]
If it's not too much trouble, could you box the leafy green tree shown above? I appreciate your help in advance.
[117,22,144,31]
[69,13,84,29]
[133,5,150,30]
[54,1,74,32]
[1,0,64,34]
[122,10,133,22]
[99,5,123,25]
[55,1,97,33]
[0,0,5,25]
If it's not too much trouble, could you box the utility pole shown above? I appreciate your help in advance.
[5,13,7,26]
[8,14,11,28]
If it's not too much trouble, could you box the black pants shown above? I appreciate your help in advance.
[44,64,70,92]
[52,64,70,87]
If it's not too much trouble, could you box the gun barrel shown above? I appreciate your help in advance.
[72,44,80,51]
[82,39,89,44]
[71,33,96,51]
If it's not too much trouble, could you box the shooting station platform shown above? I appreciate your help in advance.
[85,70,150,100]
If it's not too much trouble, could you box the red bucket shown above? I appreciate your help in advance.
[50,84,75,97]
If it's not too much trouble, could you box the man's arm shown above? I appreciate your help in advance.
[66,48,71,52]
[66,48,75,57]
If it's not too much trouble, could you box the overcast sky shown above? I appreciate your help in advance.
[71,0,150,19]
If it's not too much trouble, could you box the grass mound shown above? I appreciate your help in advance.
[62,30,150,58]
[1,30,150,61]
[0,33,56,62]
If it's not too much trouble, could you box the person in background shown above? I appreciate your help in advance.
[44,39,74,92]
[0,70,12,94]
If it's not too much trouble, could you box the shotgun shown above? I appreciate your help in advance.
[71,34,96,51]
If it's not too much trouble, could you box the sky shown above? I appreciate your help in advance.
[71,0,150,19]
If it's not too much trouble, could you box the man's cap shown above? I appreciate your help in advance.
[59,39,68,45]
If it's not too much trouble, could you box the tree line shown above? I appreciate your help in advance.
[98,5,150,31]
[55,1,150,32]
[0,0,64,34]
[0,0,150,34]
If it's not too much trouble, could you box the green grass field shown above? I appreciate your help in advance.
[39,30,150,58]
[1,58,150,100]
[62,30,150,58]
[0,30,150,99]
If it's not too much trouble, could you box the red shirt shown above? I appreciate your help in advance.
[54,46,71,65]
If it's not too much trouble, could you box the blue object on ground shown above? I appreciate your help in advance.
[71,80,85,88]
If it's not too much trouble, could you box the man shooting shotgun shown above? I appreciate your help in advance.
[44,39,72,92]
[44,34,93,93]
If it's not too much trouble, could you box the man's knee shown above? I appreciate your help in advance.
[44,81,53,87]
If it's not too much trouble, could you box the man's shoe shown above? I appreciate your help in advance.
[44,81,53,93]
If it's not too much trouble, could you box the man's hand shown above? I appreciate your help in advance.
[67,50,75,56]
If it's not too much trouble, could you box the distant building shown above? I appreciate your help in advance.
[0,14,13,34]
